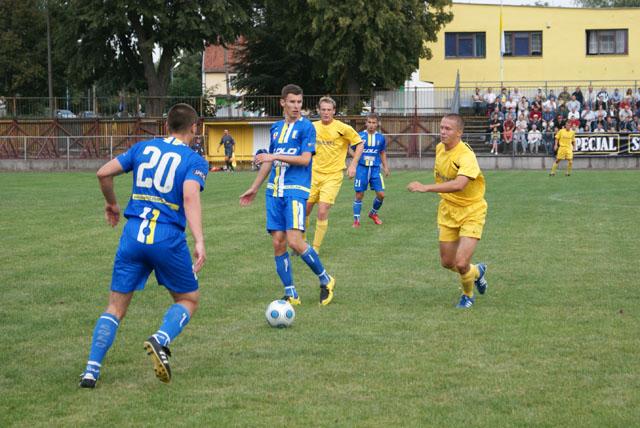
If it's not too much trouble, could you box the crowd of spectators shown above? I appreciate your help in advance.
[471,86,640,154]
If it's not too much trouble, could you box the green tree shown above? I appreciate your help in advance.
[576,0,640,5]
[234,0,452,107]
[60,0,252,116]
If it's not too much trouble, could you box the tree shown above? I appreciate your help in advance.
[60,0,252,116]
[576,0,640,5]
[234,0,452,106]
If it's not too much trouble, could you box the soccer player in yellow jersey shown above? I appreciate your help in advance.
[408,114,488,309]
[306,96,364,254]
[550,121,576,176]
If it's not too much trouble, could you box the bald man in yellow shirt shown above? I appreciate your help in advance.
[305,97,364,255]
[550,121,576,176]
[408,113,488,309]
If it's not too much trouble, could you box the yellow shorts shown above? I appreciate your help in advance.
[556,147,574,160]
[308,171,344,205]
[438,199,487,242]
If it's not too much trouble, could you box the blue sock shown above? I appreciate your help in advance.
[275,253,297,298]
[85,312,120,379]
[152,304,190,347]
[301,246,331,286]
[370,197,383,214]
[353,199,362,220]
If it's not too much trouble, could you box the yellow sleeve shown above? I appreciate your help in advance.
[343,123,363,146]
[458,151,480,180]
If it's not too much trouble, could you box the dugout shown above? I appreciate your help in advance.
[203,121,273,168]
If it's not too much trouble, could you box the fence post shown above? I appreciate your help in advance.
[110,135,113,159]
[23,136,27,160]
[67,137,70,170]
[418,135,422,169]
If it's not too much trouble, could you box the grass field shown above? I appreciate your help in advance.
[1,169,638,427]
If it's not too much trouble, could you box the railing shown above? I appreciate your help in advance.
[2,132,637,162]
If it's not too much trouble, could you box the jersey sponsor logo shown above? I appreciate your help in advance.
[316,139,337,146]
[193,169,207,180]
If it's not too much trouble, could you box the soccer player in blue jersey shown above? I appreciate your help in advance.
[351,113,390,227]
[79,103,209,388]
[240,84,336,306]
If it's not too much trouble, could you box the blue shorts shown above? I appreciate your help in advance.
[266,195,307,232]
[111,226,198,294]
[354,165,385,193]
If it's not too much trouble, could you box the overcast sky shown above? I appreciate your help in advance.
[455,0,579,7]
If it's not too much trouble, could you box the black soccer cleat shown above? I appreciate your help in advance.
[144,336,172,383]
[79,373,97,389]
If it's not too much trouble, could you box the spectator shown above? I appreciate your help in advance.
[191,135,205,156]
[610,88,622,108]
[527,124,542,154]
[572,87,584,106]
[510,87,521,102]
[630,116,640,132]
[619,105,633,122]
[622,88,633,109]
[566,95,581,112]
[514,113,528,154]
[581,105,595,131]
[585,85,597,110]
[472,88,485,116]
[597,87,609,104]
[490,105,504,121]
[498,87,509,108]
[567,107,580,130]
[557,103,569,120]
[607,103,618,122]
[542,105,555,126]
[593,122,606,133]
[488,112,502,137]
[618,115,633,133]
[536,88,547,101]
[517,96,529,115]
[531,96,543,112]
[556,114,567,129]
[595,105,607,122]
[505,107,517,122]
[504,96,517,114]
[558,86,571,105]
[543,123,555,155]
[484,88,497,113]
[605,115,618,132]
[634,88,640,111]
[503,115,515,153]
[529,104,542,124]
[542,95,557,112]
[490,126,501,155]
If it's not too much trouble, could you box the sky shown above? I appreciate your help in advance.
[455,0,579,7]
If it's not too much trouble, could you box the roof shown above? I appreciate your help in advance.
[203,42,241,73]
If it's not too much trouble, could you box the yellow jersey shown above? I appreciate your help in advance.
[434,141,485,206]
[313,119,362,175]
[556,128,576,150]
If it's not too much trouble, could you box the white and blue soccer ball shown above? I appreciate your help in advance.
[265,300,295,328]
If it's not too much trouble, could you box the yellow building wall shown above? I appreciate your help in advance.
[204,122,254,164]
[204,73,241,96]
[419,4,640,86]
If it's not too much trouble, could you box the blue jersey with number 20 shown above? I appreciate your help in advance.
[116,137,209,244]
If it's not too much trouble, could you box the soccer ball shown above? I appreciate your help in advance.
[265,300,295,328]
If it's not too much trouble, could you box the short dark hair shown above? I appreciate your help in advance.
[443,113,464,131]
[167,103,198,133]
[281,84,303,99]
[366,113,379,121]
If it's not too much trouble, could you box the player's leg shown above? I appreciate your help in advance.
[313,202,332,253]
[353,167,366,227]
[566,156,573,176]
[353,191,364,227]
[272,230,300,303]
[80,290,133,388]
[550,157,561,175]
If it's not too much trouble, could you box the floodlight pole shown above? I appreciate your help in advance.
[46,2,54,117]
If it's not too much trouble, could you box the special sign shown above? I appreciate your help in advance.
[629,134,640,153]
[574,134,619,154]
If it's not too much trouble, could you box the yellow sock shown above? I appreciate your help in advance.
[459,269,475,297]
[469,264,479,279]
[312,219,328,253]
[446,266,459,273]
[567,160,573,175]
[550,161,558,175]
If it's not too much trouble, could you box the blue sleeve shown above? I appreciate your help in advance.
[301,122,316,154]
[116,143,137,173]
[185,153,209,191]
[268,124,277,154]
[354,131,366,148]
[379,134,387,152]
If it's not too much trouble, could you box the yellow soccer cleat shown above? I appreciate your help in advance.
[282,295,302,306]
[319,276,335,306]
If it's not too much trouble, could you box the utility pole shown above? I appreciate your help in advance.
[46,1,54,117]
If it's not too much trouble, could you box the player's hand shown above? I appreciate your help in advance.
[104,203,120,227]
[407,181,428,193]
[193,241,206,273]
[239,188,258,206]
[383,167,390,177]
[255,153,274,164]
[347,164,356,179]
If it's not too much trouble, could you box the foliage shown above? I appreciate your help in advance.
[168,52,203,97]
[234,0,453,100]
[576,0,640,5]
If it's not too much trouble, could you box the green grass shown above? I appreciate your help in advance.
[1,170,638,427]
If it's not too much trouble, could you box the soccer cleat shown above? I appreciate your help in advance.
[144,336,172,383]
[352,219,360,228]
[456,294,475,309]
[368,212,383,225]
[549,173,555,176]
[474,263,488,295]
[79,372,97,389]
[319,275,336,306]
[282,295,301,305]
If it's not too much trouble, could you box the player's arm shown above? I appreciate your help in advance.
[348,142,364,178]
[183,180,206,273]
[380,150,390,176]
[408,175,470,193]
[240,160,273,206]
[256,151,312,166]
[554,131,559,151]
[96,158,125,227]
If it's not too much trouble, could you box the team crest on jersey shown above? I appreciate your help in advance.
[272,132,278,141]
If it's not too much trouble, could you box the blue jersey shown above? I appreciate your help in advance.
[266,117,316,199]
[116,136,209,244]
[357,131,386,167]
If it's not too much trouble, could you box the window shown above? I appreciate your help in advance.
[586,29,628,55]
[445,32,486,58]
[503,31,542,57]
